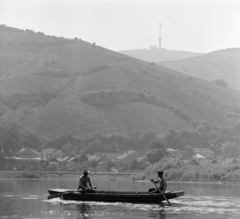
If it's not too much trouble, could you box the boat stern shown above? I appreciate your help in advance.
[175,190,185,197]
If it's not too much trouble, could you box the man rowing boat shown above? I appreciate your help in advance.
[78,169,97,193]
[149,169,167,194]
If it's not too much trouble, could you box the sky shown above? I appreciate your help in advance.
[0,0,239,53]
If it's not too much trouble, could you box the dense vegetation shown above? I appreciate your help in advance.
[81,90,167,108]
[0,91,59,110]
[136,158,240,183]
[1,118,240,169]
[213,79,228,88]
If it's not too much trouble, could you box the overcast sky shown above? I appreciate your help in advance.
[0,0,239,53]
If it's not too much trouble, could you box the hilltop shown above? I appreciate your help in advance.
[0,25,239,140]
[159,48,240,90]
[119,48,203,62]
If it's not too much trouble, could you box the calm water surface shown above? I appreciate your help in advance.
[0,177,240,219]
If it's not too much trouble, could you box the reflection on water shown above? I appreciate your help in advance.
[77,203,91,218]
[0,178,240,219]
[173,195,240,217]
[43,194,240,219]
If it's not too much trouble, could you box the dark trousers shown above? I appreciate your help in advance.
[148,187,163,193]
[78,186,96,193]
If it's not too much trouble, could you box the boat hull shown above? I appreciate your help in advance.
[48,189,185,203]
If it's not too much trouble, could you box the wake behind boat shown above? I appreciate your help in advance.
[48,188,185,203]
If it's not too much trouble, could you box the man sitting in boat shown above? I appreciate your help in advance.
[149,169,167,194]
[78,169,97,193]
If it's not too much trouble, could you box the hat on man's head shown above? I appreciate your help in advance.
[157,169,164,173]
[83,169,89,174]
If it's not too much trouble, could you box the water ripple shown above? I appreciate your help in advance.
[169,195,240,216]
[43,195,240,218]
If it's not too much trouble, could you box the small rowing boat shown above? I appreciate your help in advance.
[48,188,185,203]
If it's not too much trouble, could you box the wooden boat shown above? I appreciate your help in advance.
[48,188,185,203]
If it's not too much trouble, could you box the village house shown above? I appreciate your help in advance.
[115,150,137,164]
[47,157,60,168]
[57,156,70,169]
[86,151,138,170]
[193,148,215,159]
[47,156,79,170]
[186,159,199,166]
[99,152,122,160]
[136,155,148,163]
[17,148,40,159]
[40,148,64,160]
[88,154,113,165]
[167,148,182,158]
[64,157,79,170]
[87,153,121,164]
[6,148,42,170]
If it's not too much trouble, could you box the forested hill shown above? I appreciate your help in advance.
[0,25,239,141]
[159,48,240,90]
[119,48,203,62]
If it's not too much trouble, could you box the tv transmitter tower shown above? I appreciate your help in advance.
[158,23,162,49]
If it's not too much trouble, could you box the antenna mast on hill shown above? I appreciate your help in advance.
[158,23,162,49]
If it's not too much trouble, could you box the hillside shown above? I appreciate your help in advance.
[159,48,240,90]
[119,48,203,62]
[0,25,239,139]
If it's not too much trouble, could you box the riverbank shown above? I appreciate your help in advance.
[134,179,240,185]
[1,170,240,185]
[0,171,134,181]
[134,158,240,184]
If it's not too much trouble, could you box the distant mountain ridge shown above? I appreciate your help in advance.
[159,48,240,90]
[119,48,203,62]
[0,24,239,139]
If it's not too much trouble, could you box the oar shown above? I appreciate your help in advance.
[48,187,98,200]
[151,181,171,205]
[48,190,76,199]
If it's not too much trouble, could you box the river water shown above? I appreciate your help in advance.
[0,176,240,219]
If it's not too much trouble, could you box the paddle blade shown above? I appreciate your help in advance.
[48,193,63,199]
[47,190,76,199]
[162,194,171,204]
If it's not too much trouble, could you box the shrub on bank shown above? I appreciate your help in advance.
[20,172,41,178]
[141,158,240,183]
[163,158,183,170]
[164,168,183,181]
[221,170,240,182]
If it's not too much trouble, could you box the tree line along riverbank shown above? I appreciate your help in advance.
[133,158,240,184]
[0,171,137,180]
[1,158,240,184]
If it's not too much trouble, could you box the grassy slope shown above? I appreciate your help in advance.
[159,48,240,90]
[119,48,203,62]
[0,25,239,138]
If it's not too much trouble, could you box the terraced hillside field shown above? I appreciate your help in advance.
[0,25,239,138]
